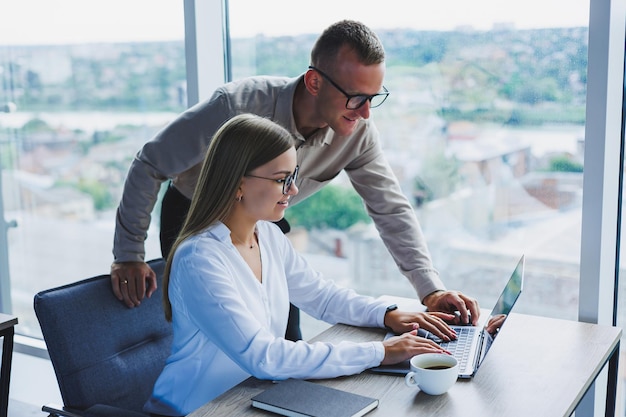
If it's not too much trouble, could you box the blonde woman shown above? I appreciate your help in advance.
[144,114,455,416]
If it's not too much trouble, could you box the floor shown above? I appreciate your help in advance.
[9,399,41,417]
[8,350,61,417]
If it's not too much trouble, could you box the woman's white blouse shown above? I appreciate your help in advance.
[144,221,388,416]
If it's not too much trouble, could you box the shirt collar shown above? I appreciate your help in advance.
[274,74,302,138]
[208,221,260,245]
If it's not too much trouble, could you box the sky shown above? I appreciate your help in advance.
[1,0,590,45]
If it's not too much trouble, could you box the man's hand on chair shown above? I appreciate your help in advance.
[110,261,158,308]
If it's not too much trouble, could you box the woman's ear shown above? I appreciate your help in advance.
[235,182,244,201]
[304,68,321,96]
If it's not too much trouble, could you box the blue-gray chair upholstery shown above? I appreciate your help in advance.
[34,258,172,417]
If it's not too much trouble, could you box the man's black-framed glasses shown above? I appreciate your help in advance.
[245,165,299,195]
[308,66,389,110]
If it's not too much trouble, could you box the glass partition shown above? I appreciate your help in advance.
[228,0,591,356]
[0,0,185,338]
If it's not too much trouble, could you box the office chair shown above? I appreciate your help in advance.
[33,258,172,417]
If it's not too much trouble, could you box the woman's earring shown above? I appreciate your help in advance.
[236,195,242,202]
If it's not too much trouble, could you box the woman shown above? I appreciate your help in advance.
[144,114,456,416]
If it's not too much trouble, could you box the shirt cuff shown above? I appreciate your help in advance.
[405,267,447,302]
[371,341,386,366]
[375,303,394,328]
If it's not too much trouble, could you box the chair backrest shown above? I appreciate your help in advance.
[34,259,172,414]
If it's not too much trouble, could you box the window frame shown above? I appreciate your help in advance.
[577,0,626,414]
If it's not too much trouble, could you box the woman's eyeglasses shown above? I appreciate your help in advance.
[245,165,299,195]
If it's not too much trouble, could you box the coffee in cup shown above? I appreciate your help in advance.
[404,353,458,395]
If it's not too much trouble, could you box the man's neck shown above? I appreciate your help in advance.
[292,78,325,139]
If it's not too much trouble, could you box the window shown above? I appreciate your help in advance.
[227,1,623,414]
[228,0,589,330]
[0,0,185,338]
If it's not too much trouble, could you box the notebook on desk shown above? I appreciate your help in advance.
[251,378,378,417]
[371,254,525,379]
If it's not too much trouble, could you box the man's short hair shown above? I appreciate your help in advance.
[310,20,385,70]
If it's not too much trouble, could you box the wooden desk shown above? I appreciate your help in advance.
[0,314,17,417]
[189,313,621,417]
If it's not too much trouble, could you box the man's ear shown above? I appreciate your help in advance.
[304,68,321,96]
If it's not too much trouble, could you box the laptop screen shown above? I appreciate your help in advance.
[477,255,525,367]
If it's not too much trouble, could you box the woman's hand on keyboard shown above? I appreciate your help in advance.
[384,310,458,342]
[380,329,451,365]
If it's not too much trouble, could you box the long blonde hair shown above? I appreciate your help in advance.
[162,114,295,321]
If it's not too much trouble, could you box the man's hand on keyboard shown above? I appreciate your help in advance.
[422,290,481,326]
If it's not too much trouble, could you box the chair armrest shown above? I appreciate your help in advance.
[42,403,85,417]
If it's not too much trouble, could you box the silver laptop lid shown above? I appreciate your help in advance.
[474,254,525,371]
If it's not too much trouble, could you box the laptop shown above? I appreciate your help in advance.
[371,255,525,378]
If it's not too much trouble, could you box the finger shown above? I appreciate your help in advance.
[420,316,446,333]
[429,311,458,323]
[135,275,147,303]
[126,276,141,307]
[421,315,456,341]
[466,299,481,325]
[145,270,158,298]
[417,346,448,355]
[110,272,124,301]
[456,294,480,325]
[454,298,470,325]
[413,338,450,355]
[116,276,134,308]
[420,339,451,355]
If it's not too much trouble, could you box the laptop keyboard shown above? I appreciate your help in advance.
[439,327,475,370]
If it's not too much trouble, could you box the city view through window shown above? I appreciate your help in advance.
[228,3,590,330]
[3,0,626,413]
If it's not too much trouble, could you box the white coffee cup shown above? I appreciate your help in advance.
[404,353,459,395]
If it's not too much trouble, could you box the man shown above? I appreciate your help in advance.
[111,20,480,341]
